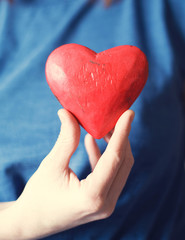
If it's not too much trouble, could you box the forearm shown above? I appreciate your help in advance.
[0,203,23,240]
[0,200,49,240]
[0,197,61,240]
[0,201,15,210]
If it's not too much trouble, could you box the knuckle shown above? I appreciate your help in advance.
[101,204,115,219]
[108,150,123,171]
[88,195,105,213]
[86,193,115,219]
[108,146,123,162]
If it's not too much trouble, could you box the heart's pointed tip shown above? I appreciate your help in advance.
[82,126,104,139]
[87,132,105,140]
[81,122,109,139]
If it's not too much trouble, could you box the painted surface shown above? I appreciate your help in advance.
[45,43,148,139]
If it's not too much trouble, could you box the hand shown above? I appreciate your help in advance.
[0,109,134,240]
[0,202,14,210]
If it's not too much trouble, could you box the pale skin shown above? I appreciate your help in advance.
[0,109,134,239]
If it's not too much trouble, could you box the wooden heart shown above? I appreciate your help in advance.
[45,44,148,139]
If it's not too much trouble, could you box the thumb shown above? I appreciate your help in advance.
[47,109,81,170]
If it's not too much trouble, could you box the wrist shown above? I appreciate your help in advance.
[12,196,58,240]
[0,200,43,240]
[10,198,43,240]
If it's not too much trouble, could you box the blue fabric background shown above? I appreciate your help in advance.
[0,0,185,239]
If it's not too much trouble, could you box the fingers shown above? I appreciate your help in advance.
[85,134,101,170]
[90,110,135,197]
[107,110,134,159]
[104,129,114,143]
[107,141,134,204]
[46,109,81,170]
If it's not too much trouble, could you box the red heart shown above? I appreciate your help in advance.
[45,44,148,139]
